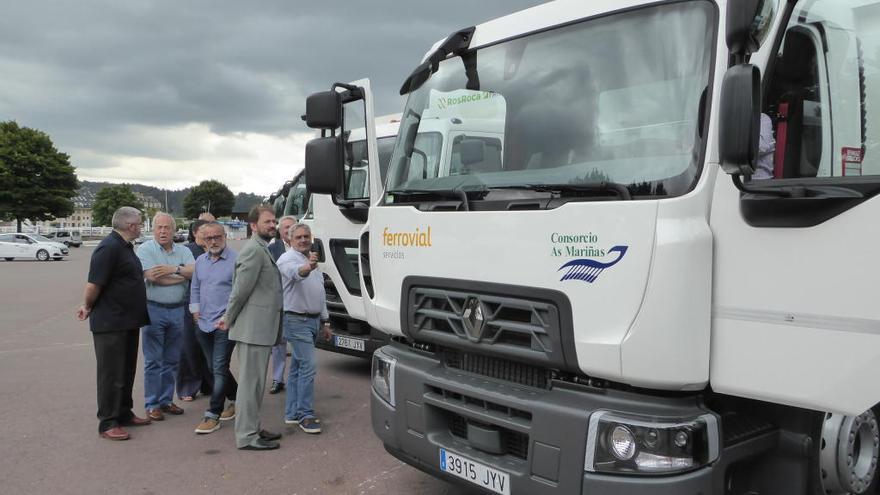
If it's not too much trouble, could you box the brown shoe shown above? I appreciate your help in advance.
[147,409,164,421]
[99,427,130,441]
[219,402,235,421]
[160,403,184,415]
[121,414,151,427]
[194,418,220,434]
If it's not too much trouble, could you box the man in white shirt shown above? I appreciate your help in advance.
[276,223,331,434]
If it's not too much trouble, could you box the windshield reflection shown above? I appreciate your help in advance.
[385,1,716,200]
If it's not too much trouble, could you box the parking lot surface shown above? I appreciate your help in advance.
[0,241,476,495]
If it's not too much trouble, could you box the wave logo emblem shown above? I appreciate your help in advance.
[558,245,628,283]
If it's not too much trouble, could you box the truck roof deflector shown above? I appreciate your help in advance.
[399,27,477,95]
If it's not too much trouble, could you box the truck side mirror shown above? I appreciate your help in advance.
[305,91,342,129]
[719,64,760,176]
[726,0,763,55]
[305,136,344,194]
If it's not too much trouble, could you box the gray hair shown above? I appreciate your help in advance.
[152,211,175,225]
[278,215,298,225]
[111,206,142,230]
[287,222,311,240]
[200,221,225,233]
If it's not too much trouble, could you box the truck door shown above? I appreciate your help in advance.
[710,0,880,415]
[303,79,379,324]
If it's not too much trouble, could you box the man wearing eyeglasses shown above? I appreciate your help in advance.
[190,222,238,434]
[77,206,152,441]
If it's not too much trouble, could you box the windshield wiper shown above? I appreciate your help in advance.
[386,187,488,211]
[490,182,632,200]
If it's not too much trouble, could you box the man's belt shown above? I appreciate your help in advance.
[148,300,186,309]
[284,310,321,318]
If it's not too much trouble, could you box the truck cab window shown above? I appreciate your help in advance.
[763,0,878,179]
[764,29,823,179]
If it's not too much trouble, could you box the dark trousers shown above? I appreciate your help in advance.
[176,311,213,398]
[195,328,238,418]
[93,328,139,432]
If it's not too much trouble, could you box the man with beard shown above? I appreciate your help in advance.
[190,222,238,434]
[177,218,213,402]
[217,205,284,450]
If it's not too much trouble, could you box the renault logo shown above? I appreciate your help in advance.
[461,296,486,342]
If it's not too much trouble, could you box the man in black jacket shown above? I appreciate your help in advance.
[267,215,297,394]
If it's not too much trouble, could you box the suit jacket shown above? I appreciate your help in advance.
[224,235,283,346]
[268,238,286,262]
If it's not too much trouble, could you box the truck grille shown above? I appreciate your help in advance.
[403,278,575,372]
[443,349,551,389]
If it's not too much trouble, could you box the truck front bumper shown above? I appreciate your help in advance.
[371,343,721,494]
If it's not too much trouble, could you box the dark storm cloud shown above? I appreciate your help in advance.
[0,0,546,159]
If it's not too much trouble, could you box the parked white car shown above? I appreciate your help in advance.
[0,233,70,261]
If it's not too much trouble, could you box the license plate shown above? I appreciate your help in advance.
[439,448,510,495]
[334,335,365,352]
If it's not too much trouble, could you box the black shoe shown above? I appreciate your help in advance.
[239,438,280,451]
[258,429,282,441]
[268,381,285,394]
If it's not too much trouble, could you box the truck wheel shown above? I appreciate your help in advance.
[36,249,49,261]
[817,409,879,494]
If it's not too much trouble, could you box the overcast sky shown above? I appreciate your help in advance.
[0,1,547,195]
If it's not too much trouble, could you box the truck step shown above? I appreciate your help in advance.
[723,413,778,447]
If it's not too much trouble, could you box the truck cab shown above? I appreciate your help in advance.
[305,1,880,493]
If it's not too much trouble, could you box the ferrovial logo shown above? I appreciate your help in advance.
[550,232,627,283]
[382,227,433,247]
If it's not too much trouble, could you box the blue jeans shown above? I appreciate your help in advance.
[194,328,238,419]
[142,304,184,410]
[283,314,319,421]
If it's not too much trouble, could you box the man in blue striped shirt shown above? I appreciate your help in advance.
[189,222,238,434]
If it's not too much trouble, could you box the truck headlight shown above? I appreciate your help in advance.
[371,351,396,407]
[585,411,719,475]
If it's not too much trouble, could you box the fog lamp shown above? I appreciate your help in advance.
[371,350,396,407]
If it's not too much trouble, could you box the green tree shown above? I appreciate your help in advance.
[92,184,144,227]
[183,179,235,218]
[0,121,78,231]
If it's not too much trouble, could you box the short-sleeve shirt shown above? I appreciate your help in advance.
[87,231,150,333]
[136,239,195,304]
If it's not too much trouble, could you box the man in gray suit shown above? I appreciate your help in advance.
[218,205,284,450]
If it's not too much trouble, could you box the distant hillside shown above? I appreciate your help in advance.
[79,181,264,217]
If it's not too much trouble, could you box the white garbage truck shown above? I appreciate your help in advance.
[303,0,880,493]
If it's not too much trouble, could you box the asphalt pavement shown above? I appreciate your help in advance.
[0,241,475,495]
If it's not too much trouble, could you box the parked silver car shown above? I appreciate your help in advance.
[0,233,69,261]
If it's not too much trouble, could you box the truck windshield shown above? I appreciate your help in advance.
[385,1,715,201]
